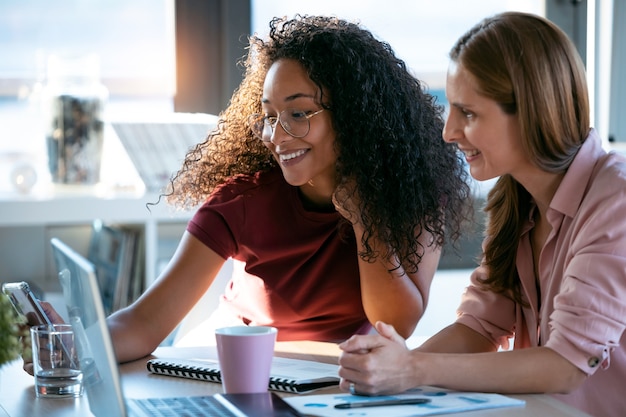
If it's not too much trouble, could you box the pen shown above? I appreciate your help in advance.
[334,398,431,409]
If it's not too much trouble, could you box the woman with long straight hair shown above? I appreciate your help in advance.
[338,12,626,417]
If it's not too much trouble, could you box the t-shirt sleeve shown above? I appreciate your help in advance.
[186,185,244,260]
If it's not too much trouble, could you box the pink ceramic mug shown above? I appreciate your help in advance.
[215,325,278,393]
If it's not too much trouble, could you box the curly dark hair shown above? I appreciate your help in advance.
[167,15,472,273]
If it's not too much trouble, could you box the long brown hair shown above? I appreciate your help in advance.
[450,12,590,303]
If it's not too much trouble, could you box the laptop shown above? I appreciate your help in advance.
[110,113,218,192]
[50,237,302,417]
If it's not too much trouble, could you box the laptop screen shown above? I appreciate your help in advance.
[51,237,127,417]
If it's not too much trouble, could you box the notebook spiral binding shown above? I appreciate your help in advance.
[147,360,221,383]
[146,359,303,393]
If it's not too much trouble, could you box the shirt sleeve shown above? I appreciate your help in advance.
[545,161,626,375]
[456,264,516,350]
[186,185,244,260]
[546,229,626,375]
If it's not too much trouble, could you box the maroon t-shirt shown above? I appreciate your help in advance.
[186,168,370,341]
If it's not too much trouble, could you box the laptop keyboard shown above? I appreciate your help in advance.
[129,396,235,417]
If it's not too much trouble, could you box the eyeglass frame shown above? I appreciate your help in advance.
[248,108,326,142]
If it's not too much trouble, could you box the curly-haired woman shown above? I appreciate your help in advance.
[38,15,471,365]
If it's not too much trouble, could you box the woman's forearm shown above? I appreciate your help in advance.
[354,224,440,338]
[417,323,498,353]
[107,306,163,363]
[411,346,586,394]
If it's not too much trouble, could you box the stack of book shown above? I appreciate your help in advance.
[87,219,145,314]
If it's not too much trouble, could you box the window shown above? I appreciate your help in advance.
[0,0,174,98]
[0,0,175,191]
[251,0,545,95]
[250,0,545,199]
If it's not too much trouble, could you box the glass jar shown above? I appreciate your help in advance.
[43,54,108,185]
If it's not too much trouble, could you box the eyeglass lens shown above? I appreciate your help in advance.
[249,109,323,141]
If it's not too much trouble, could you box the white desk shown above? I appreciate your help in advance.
[0,342,591,417]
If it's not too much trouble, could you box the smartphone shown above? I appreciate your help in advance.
[2,281,53,326]
[216,392,304,416]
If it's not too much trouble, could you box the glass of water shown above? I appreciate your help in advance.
[30,324,83,398]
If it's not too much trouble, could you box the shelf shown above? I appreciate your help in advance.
[0,190,192,227]
[0,109,207,310]
[0,188,194,295]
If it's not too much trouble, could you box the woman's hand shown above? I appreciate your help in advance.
[332,179,361,225]
[22,301,65,375]
[338,321,416,396]
[38,301,66,324]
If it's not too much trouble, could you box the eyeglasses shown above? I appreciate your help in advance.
[248,108,325,142]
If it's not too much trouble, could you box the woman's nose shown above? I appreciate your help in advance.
[269,121,293,145]
[442,115,460,144]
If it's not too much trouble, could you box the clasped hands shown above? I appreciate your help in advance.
[338,321,415,396]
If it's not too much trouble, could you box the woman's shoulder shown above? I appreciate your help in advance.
[589,150,626,192]
[567,134,626,203]
[209,168,287,202]
[224,168,284,190]
[573,150,626,220]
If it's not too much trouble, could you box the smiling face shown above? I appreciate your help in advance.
[442,61,532,182]
[261,59,338,204]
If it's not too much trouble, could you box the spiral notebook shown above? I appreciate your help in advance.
[146,356,340,394]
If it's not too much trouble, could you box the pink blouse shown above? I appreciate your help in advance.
[456,130,626,417]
